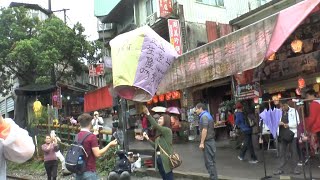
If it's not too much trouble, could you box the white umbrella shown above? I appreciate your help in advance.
[151,106,167,113]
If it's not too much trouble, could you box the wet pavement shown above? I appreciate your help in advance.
[129,139,320,180]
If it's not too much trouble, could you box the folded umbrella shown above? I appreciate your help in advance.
[151,106,167,113]
[166,107,180,115]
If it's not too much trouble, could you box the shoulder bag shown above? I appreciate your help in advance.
[158,144,182,169]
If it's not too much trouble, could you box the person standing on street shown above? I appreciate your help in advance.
[50,130,67,172]
[42,135,58,180]
[235,102,258,164]
[142,106,174,180]
[305,89,320,146]
[76,113,118,180]
[0,113,35,179]
[195,103,218,180]
[273,101,300,175]
[92,111,104,135]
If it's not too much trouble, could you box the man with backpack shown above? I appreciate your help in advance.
[235,102,258,164]
[66,113,117,180]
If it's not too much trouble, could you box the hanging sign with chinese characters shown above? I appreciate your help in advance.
[168,19,182,55]
[158,15,277,94]
[236,82,260,100]
[159,0,173,18]
[89,63,104,77]
[52,86,62,109]
[110,26,178,102]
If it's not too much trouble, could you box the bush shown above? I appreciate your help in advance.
[96,147,117,177]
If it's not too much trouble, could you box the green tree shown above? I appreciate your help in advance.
[0,7,102,127]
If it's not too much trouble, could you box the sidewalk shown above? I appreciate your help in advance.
[129,139,320,180]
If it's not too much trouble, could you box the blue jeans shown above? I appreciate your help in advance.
[156,156,174,180]
[76,171,98,180]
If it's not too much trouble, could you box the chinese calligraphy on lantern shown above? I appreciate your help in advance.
[168,19,182,55]
[159,0,173,17]
[136,36,176,94]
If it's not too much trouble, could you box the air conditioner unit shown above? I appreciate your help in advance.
[146,12,157,26]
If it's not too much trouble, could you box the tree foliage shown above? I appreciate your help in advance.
[0,7,102,94]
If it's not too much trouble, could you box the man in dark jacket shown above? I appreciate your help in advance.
[235,102,258,164]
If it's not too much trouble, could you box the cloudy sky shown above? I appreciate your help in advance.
[0,0,98,41]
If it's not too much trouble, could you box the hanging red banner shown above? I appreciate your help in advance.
[159,0,173,18]
[89,63,104,77]
[52,87,62,109]
[168,19,182,55]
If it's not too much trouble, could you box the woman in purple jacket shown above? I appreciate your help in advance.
[42,135,58,180]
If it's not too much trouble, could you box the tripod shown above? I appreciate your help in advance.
[259,120,272,180]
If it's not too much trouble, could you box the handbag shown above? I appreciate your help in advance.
[280,127,294,142]
[230,126,238,138]
[158,144,182,169]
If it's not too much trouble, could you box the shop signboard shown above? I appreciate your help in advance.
[89,63,104,77]
[158,14,277,94]
[236,82,260,100]
[255,50,320,83]
[52,87,62,109]
[159,0,173,18]
[168,19,182,55]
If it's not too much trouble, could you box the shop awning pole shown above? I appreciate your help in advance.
[120,98,129,152]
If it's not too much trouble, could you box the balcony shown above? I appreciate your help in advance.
[97,22,116,42]
[97,23,114,32]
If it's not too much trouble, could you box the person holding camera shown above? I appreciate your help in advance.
[50,130,67,172]
[42,134,59,180]
[92,111,104,135]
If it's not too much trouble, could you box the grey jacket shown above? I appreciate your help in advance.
[0,118,35,179]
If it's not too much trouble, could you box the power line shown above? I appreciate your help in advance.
[52,9,70,24]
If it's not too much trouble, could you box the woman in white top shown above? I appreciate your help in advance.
[92,111,104,135]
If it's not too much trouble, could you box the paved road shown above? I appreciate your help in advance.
[129,138,320,180]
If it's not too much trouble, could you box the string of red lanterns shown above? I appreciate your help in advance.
[147,91,182,105]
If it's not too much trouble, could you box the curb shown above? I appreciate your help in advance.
[134,168,256,180]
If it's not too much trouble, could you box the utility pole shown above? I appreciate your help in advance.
[48,0,70,24]
[52,9,70,24]
[48,0,52,15]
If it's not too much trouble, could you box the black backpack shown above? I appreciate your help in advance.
[113,151,131,174]
[65,132,91,174]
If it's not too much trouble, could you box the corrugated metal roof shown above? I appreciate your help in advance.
[94,0,121,17]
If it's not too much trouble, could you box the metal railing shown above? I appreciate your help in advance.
[37,124,112,147]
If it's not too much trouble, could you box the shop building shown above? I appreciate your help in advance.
[157,0,320,141]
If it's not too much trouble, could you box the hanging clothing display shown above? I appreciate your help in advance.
[259,108,282,138]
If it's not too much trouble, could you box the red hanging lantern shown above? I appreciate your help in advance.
[298,77,305,89]
[254,97,259,104]
[152,96,159,103]
[291,38,303,53]
[171,91,181,100]
[165,92,172,101]
[159,94,165,102]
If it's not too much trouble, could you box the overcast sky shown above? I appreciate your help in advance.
[0,0,98,41]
